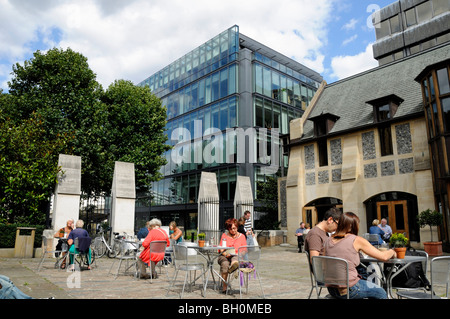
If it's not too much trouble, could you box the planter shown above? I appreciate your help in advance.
[198,240,205,247]
[394,247,407,259]
[423,241,443,256]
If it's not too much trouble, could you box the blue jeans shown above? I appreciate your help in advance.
[0,275,32,299]
[328,279,387,299]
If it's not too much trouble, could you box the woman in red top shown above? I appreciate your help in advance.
[218,218,247,293]
[137,218,170,279]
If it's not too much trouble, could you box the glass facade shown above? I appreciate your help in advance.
[137,25,322,224]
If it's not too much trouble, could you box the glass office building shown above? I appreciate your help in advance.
[136,25,322,230]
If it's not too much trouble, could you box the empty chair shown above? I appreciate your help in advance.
[37,236,67,271]
[311,255,350,299]
[109,240,139,279]
[226,245,265,299]
[397,256,450,299]
[167,244,205,298]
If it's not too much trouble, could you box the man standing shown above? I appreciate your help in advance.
[304,208,342,261]
[295,222,306,253]
[243,210,254,246]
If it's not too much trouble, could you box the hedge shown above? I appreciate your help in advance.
[0,224,46,248]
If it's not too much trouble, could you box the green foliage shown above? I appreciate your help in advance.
[198,232,206,240]
[1,48,170,224]
[0,223,46,248]
[390,233,409,248]
[255,176,281,230]
[0,111,71,223]
[418,209,443,242]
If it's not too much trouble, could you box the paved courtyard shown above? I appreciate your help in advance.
[0,244,313,300]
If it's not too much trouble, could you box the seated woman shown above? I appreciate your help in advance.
[217,218,247,294]
[369,219,385,245]
[137,218,170,279]
[169,221,183,244]
[67,219,92,270]
[324,212,397,299]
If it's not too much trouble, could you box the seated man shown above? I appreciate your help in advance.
[67,219,92,270]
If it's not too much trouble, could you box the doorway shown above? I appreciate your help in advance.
[376,200,409,239]
[302,197,343,227]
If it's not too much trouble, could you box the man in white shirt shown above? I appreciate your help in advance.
[379,218,392,241]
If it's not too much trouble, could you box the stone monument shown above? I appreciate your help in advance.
[197,171,220,242]
[110,161,136,236]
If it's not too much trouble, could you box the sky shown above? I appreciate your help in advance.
[0,0,397,91]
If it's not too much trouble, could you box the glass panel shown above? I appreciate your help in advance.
[273,104,280,129]
[255,97,264,127]
[379,126,393,156]
[255,64,263,94]
[390,15,401,34]
[229,98,237,128]
[426,106,435,138]
[437,67,450,95]
[220,100,228,131]
[205,76,211,105]
[394,204,405,230]
[281,106,288,134]
[211,72,220,101]
[417,1,433,23]
[263,67,271,97]
[198,78,205,107]
[405,8,417,27]
[375,19,390,39]
[432,0,448,16]
[429,75,436,100]
[220,68,228,99]
[190,82,198,110]
[442,97,450,132]
[423,78,430,101]
[377,104,390,121]
[432,102,440,134]
[264,100,272,129]
[212,103,220,129]
[228,64,236,95]
[272,72,280,100]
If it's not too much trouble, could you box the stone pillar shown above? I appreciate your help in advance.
[110,161,136,236]
[233,176,254,226]
[197,172,220,241]
[52,154,81,232]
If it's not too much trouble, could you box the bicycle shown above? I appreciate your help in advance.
[91,228,125,258]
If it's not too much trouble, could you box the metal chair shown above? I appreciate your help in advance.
[37,236,67,271]
[68,237,94,271]
[109,240,139,279]
[305,251,328,298]
[226,245,265,299]
[397,256,450,299]
[135,240,169,283]
[166,244,205,298]
[311,255,350,299]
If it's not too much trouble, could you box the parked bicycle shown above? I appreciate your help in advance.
[91,228,125,258]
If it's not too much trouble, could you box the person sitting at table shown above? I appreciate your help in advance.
[67,219,92,270]
[369,219,385,245]
[54,218,74,268]
[137,221,150,240]
[324,212,397,299]
[169,221,183,244]
[379,218,393,241]
[218,218,247,294]
[137,218,170,279]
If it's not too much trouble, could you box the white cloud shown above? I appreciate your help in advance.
[0,0,338,90]
[342,34,358,46]
[330,43,378,80]
[342,18,358,31]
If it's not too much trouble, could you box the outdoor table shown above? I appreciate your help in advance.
[190,245,228,295]
[360,255,426,299]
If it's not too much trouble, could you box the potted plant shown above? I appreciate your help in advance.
[198,232,206,247]
[418,209,443,256]
[389,233,409,259]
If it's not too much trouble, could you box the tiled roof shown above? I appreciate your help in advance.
[300,43,450,141]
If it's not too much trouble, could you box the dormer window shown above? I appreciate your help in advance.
[367,94,404,123]
[309,113,340,137]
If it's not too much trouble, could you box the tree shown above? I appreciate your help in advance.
[100,80,170,190]
[0,110,72,224]
[256,176,281,230]
[1,48,170,223]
